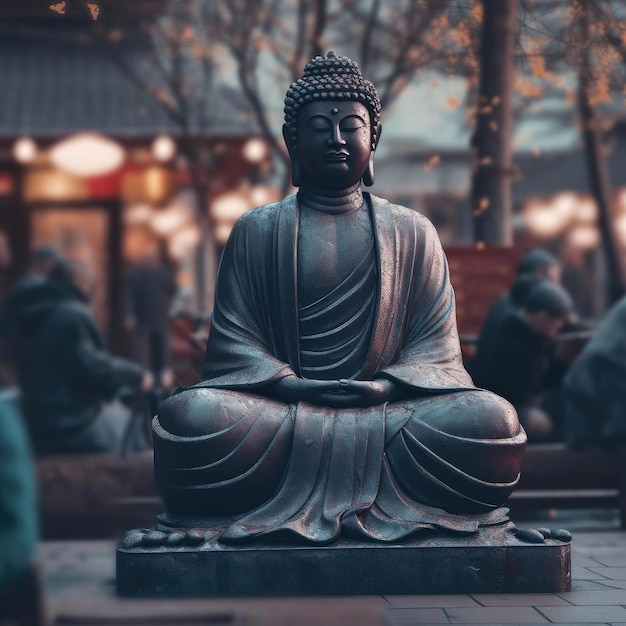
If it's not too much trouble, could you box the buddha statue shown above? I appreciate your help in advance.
[153,52,526,544]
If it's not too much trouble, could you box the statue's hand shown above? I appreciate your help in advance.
[268,375,341,404]
[318,379,395,408]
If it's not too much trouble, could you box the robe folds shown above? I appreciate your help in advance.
[153,193,527,544]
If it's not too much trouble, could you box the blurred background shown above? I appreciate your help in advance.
[0,0,625,343]
[2,1,626,623]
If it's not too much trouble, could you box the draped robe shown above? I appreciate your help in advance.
[154,193,526,543]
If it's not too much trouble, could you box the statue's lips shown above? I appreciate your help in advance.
[324,151,349,162]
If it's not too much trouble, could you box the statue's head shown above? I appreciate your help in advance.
[283,51,382,189]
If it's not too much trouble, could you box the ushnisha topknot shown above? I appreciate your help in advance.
[284,51,382,152]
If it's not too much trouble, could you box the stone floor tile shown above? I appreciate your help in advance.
[383,595,479,608]
[538,604,626,623]
[571,579,625,591]
[382,607,449,624]
[557,589,626,605]
[575,556,611,567]
[588,568,626,580]
[572,566,615,580]
[594,556,626,567]
[445,606,548,623]
[591,579,626,590]
[470,593,570,606]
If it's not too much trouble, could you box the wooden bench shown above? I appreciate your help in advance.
[37,451,161,539]
[506,443,626,527]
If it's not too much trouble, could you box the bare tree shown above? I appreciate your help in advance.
[470,0,517,246]
[510,0,626,300]
[92,0,228,321]
[218,0,477,192]
[576,0,626,302]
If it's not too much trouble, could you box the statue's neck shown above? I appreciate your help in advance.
[298,182,364,215]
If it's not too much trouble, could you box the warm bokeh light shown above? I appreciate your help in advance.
[122,166,173,203]
[152,135,177,162]
[242,138,268,163]
[575,197,597,224]
[123,203,153,225]
[24,169,89,202]
[250,185,278,207]
[13,137,38,164]
[567,224,601,251]
[523,192,598,241]
[49,133,125,177]
[168,224,201,260]
[523,200,570,239]
[151,202,193,236]
[211,192,250,223]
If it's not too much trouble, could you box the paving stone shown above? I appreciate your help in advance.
[593,556,626,567]
[575,556,610,567]
[556,589,626,605]
[571,579,624,591]
[382,608,449,624]
[588,568,626,580]
[444,606,548,623]
[382,594,479,608]
[572,566,613,580]
[591,579,626,590]
[538,604,626,623]
[470,592,570,606]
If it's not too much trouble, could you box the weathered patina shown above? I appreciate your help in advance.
[151,52,527,545]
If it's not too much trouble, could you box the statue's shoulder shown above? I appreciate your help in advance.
[368,193,438,237]
[233,194,296,235]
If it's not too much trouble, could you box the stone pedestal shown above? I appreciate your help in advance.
[116,521,570,597]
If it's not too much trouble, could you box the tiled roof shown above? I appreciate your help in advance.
[0,25,258,139]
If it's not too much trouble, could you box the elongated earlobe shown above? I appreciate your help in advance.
[291,161,301,187]
[362,153,375,186]
[282,123,301,187]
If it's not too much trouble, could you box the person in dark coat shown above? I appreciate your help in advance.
[474,248,562,357]
[469,280,575,441]
[7,259,152,455]
[123,247,177,389]
[563,296,626,450]
[0,245,61,383]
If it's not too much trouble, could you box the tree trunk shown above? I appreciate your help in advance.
[470,0,516,246]
[578,2,626,304]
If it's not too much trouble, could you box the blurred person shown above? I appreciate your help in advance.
[469,280,576,442]
[563,296,626,450]
[123,244,177,390]
[0,391,39,621]
[0,246,61,352]
[7,258,153,455]
[474,248,562,357]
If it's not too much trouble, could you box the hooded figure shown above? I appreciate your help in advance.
[5,259,148,454]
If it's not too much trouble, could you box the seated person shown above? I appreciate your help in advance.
[562,295,626,450]
[469,280,575,442]
[474,248,562,357]
[153,52,526,545]
[7,259,152,455]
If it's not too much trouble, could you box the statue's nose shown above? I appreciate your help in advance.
[328,124,347,146]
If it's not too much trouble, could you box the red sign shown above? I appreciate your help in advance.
[445,247,522,335]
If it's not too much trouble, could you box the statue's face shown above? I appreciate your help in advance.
[296,101,371,189]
